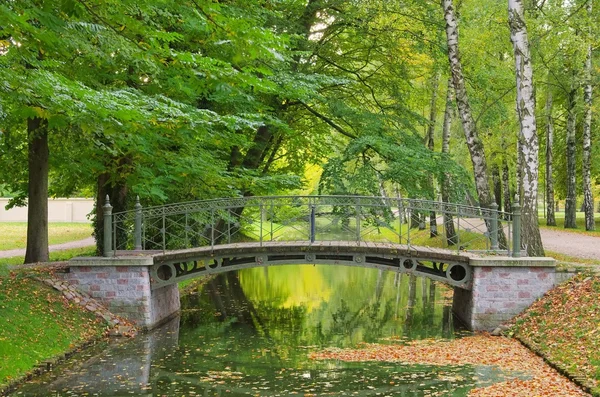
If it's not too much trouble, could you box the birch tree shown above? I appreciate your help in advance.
[442,0,495,209]
[582,0,595,231]
[545,87,556,226]
[508,0,544,256]
[565,86,578,229]
[441,78,457,245]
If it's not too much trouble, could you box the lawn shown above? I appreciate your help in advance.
[0,222,93,250]
[0,268,105,389]
[0,247,97,275]
[538,211,600,236]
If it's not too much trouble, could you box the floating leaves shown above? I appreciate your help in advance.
[310,334,589,396]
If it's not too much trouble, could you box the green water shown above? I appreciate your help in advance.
[11,265,516,396]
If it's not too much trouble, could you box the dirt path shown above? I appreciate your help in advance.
[0,237,95,259]
[540,228,600,261]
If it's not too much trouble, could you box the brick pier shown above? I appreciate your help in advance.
[66,257,180,329]
[452,257,556,331]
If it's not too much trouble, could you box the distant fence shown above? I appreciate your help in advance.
[0,198,93,223]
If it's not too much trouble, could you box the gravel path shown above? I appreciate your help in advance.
[0,237,95,259]
[540,228,600,261]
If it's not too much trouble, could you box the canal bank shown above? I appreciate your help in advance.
[4,265,596,396]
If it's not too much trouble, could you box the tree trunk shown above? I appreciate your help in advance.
[508,0,544,256]
[25,117,49,264]
[501,144,512,217]
[582,1,595,231]
[427,73,440,238]
[545,86,556,226]
[441,78,457,246]
[443,0,507,248]
[442,0,495,208]
[492,164,502,209]
[95,167,129,255]
[500,135,512,217]
[564,87,577,229]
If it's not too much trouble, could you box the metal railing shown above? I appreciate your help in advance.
[103,195,520,257]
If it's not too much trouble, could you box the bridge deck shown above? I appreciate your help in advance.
[152,240,474,264]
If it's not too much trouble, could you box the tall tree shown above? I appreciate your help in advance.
[508,0,544,255]
[24,117,49,263]
[564,85,578,229]
[545,86,556,226]
[441,78,457,245]
[442,0,497,220]
[582,0,595,231]
[426,72,440,237]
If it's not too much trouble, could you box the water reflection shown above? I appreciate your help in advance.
[13,265,509,397]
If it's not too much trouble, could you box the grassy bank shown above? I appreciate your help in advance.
[0,222,93,250]
[510,273,600,395]
[0,267,106,389]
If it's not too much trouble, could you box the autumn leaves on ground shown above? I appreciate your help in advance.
[310,273,600,397]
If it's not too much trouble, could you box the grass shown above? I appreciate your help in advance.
[511,273,600,395]
[244,217,493,252]
[546,250,600,268]
[0,247,97,275]
[538,211,600,237]
[0,267,105,388]
[0,222,93,250]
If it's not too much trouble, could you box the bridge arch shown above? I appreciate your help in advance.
[150,241,473,290]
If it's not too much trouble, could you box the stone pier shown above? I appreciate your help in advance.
[452,257,556,331]
[65,257,180,329]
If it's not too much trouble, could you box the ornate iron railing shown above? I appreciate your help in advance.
[104,195,520,257]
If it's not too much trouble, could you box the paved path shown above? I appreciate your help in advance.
[540,228,600,261]
[0,237,95,259]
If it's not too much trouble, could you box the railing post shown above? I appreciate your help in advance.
[512,197,521,257]
[260,203,264,246]
[161,207,166,253]
[398,199,402,244]
[355,200,361,243]
[103,195,113,257]
[211,208,215,249]
[490,202,499,251]
[184,212,189,248]
[310,204,316,243]
[134,196,142,251]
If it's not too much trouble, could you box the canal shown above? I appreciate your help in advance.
[10,265,588,396]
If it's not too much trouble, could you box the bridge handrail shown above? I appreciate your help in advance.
[112,195,511,221]
[103,195,519,258]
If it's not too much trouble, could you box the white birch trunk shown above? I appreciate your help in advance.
[442,0,494,209]
[565,86,577,229]
[441,78,457,245]
[508,0,544,256]
[545,86,556,226]
[427,72,440,237]
[582,0,595,231]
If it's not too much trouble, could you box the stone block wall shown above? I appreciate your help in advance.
[65,257,180,329]
[453,257,556,331]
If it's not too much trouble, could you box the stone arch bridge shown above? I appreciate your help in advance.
[61,195,555,331]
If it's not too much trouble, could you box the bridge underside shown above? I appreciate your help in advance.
[149,241,473,290]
